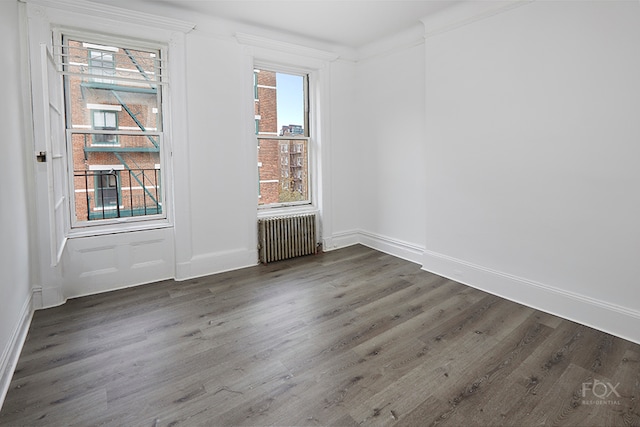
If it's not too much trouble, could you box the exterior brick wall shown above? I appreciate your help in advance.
[258,138,280,204]
[256,70,277,134]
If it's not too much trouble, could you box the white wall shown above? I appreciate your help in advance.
[178,25,355,276]
[325,58,360,248]
[422,1,640,343]
[0,0,35,405]
[180,32,258,277]
[351,41,427,263]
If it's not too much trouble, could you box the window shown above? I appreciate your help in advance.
[63,35,166,226]
[254,68,310,208]
[92,110,118,145]
[95,170,119,209]
[88,48,116,83]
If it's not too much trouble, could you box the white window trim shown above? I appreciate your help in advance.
[60,30,169,233]
[24,0,194,240]
[253,63,316,215]
[253,68,316,216]
[239,33,336,228]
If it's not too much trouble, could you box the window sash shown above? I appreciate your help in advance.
[257,135,312,209]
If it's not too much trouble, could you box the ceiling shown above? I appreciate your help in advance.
[94,0,459,48]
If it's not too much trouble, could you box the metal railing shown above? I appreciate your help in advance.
[74,169,162,221]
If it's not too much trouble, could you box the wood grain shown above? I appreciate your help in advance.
[1,245,639,426]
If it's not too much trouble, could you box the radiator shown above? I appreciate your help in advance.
[258,214,317,263]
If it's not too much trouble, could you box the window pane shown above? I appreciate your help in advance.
[254,69,306,137]
[105,112,117,128]
[93,111,105,127]
[71,136,161,221]
[257,138,308,205]
[65,40,161,131]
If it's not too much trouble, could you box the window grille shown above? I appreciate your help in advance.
[52,42,167,86]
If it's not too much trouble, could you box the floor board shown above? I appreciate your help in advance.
[1,245,639,426]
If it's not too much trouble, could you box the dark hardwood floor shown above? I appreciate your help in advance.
[1,245,639,426]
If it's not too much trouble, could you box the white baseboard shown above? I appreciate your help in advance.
[0,292,34,412]
[39,286,65,309]
[327,230,360,251]
[358,231,424,265]
[176,248,259,281]
[422,249,640,345]
[329,229,424,265]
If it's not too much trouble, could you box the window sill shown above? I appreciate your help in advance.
[257,204,318,219]
[67,217,172,239]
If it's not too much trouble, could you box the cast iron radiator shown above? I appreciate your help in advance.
[258,214,317,263]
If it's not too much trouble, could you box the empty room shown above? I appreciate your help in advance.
[1,0,639,425]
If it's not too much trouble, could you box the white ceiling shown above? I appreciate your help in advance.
[95,0,460,48]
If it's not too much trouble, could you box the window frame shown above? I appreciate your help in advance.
[57,28,173,235]
[254,65,314,212]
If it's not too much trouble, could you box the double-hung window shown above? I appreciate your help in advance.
[254,67,311,208]
[61,35,167,226]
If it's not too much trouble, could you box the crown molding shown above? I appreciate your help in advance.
[20,0,196,34]
[356,22,425,63]
[421,0,534,39]
[235,32,340,63]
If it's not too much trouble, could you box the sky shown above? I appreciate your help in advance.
[276,73,304,132]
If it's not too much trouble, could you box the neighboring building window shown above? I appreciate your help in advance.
[95,170,119,209]
[88,48,116,83]
[254,67,310,208]
[64,36,166,226]
[92,110,118,145]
